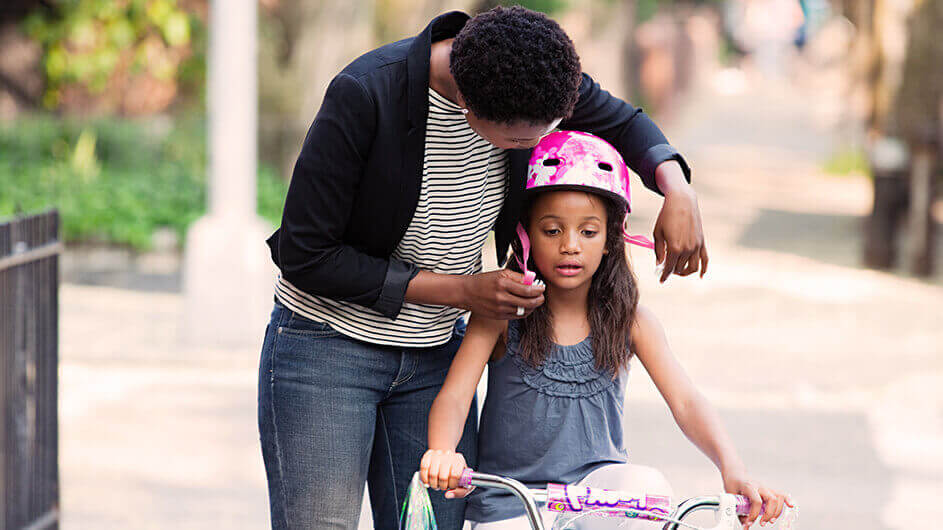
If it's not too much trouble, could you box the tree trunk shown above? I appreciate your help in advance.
[858,0,924,273]
[865,138,910,269]
[621,0,640,104]
[895,0,943,276]
[907,145,936,275]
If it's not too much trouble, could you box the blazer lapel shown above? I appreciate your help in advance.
[395,11,471,244]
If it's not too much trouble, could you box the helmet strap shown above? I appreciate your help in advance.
[514,223,537,285]
[623,230,654,249]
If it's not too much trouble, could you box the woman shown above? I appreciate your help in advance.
[259,6,706,530]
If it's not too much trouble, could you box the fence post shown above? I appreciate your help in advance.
[0,210,61,530]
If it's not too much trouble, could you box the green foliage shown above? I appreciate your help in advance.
[637,0,724,23]
[22,0,203,109]
[0,116,288,250]
[482,0,570,15]
[514,0,570,14]
[823,146,869,177]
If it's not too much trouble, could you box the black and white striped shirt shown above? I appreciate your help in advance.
[275,88,508,346]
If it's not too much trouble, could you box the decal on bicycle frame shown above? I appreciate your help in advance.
[546,483,671,522]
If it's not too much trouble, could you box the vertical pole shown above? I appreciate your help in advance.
[183,0,274,348]
[208,0,257,219]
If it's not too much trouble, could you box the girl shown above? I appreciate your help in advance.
[420,131,791,529]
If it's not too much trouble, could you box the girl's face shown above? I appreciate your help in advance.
[528,191,609,291]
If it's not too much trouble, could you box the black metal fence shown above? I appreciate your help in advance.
[0,211,60,530]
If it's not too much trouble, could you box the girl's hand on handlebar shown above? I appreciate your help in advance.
[723,472,793,528]
[419,449,474,498]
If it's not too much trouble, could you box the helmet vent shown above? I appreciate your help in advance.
[542,158,561,166]
[598,162,613,171]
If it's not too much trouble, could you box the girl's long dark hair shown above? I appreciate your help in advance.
[508,194,640,375]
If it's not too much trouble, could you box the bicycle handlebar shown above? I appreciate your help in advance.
[459,469,764,516]
[458,469,797,530]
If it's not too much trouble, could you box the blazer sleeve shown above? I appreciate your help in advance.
[270,73,419,319]
[559,72,692,194]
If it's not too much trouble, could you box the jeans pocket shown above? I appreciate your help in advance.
[279,311,341,338]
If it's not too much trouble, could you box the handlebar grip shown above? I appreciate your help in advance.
[735,495,754,516]
[458,468,474,489]
[735,497,799,528]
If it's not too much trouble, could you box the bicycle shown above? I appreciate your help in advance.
[451,468,799,530]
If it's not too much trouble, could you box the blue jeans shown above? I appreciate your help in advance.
[258,300,477,529]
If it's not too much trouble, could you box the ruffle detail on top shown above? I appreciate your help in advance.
[506,322,618,398]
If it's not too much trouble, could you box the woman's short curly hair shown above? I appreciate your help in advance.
[450,6,582,125]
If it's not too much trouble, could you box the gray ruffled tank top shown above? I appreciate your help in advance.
[464,320,629,523]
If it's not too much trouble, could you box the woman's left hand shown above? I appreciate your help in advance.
[722,471,793,528]
[653,161,707,283]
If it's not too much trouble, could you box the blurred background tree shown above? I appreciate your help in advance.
[21,0,206,115]
[843,0,943,275]
[0,0,282,251]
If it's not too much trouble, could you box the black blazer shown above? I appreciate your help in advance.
[266,11,690,319]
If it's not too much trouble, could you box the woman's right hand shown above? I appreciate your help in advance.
[419,449,474,498]
[461,269,545,319]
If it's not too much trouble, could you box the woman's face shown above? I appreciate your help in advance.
[456,94,561,149]
[466,116,561,149]
[528,191,609,292]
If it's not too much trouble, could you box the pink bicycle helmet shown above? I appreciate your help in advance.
[514,131,653,284]
[527,130,634,212]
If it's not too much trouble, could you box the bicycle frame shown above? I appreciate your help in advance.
[459,470,779,530]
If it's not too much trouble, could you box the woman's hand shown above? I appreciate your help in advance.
[460,269,545,319]
[406,270,543,317]
[653,161,708,283]
[419,449,474,498]
[722,469,793,528]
